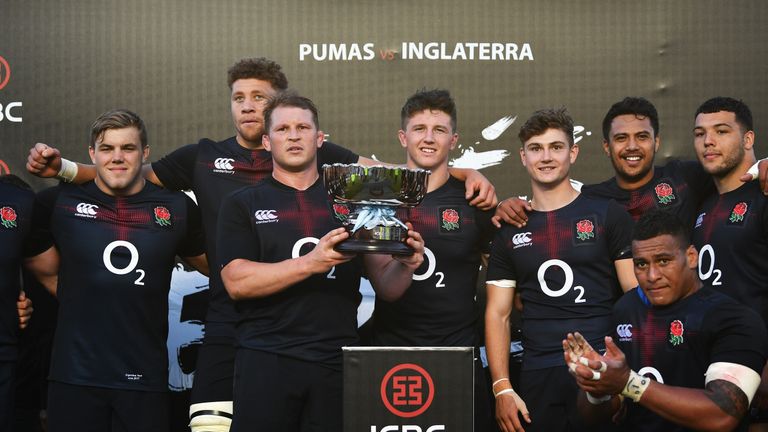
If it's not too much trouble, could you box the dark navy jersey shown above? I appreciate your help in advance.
[0,181,50,361]
[613,287,768,432]
[486,194,633,370]
[152,137,357,339]
[692,181,768,324]
[582,160,714,227]
[35,181,204,391]
[217,177,362,368]
[370,176,494,347]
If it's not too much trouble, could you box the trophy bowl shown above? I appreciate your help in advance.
[323,164,430,255]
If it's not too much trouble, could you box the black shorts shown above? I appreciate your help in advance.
[519,366,588,432]
[47,381,168,432]
[0,361,14,432]
[190,329,236,404]
[231,350,342,432]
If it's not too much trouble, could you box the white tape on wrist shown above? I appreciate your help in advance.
[494,388,516,398]
[585,392,612,405]
[56,158,78,183]
[621,369,650,402]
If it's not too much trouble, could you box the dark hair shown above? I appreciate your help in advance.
[695,97,753,132]
[518,107,573,145]
[90,109,147,148]
[227,58,288,91]
[602,97,659,142]
[262,90,319,133]
[400,88,457,132]
[632,209,690,248]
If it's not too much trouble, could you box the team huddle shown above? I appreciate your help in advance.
[1,57,767,432]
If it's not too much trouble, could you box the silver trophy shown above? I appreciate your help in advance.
[323,164,430,255]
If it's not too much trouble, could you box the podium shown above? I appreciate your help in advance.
[343,347,474,432]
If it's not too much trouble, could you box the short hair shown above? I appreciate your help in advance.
[89,109,147,148]
[262,90,319,133]
[400,88,457,132]
[602,97,659,142]
[631,209,690,248]
[695,97,753,133]
[518,107,574,146]
[226,57,288,91]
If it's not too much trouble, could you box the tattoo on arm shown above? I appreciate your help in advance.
[705,379,749,419]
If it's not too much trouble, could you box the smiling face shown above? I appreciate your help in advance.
[262,106,324,174]
[89,126,148,196]
[693,110,753,179]
[399,109,458,172]
[230,78,278,149]
[604,114,660,189]
[520,128,578,187]
[632,234,699,306]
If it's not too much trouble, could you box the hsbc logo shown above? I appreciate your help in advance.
[75,202,99,219]
[512,232,532,249]
[616,324,633,341]
[213,158,235,173]
[254,209,278,224]
[0,55,22,123]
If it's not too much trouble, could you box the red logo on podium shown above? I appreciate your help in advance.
[380,363,435,418]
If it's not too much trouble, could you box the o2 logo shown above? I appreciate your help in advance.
[537,259,586,303]
[412,247,445,288]
[697,244,722,286]
[102,240,145,285]
[380,363,435,418]
[292,237,336,279]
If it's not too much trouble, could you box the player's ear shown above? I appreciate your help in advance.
[602,140,610,157]
[685,244,698,269]
[142,145,150,163]
[89,146,96,164]
[569,143,579,164]
[262,134,272,152]
[398,130,407,149]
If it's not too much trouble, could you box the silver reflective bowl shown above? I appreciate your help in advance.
[322,164,430,206]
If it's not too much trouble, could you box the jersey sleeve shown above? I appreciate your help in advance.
[707,303,768,374]
[177,194,206,258]
[486,226,516,283]
[318,141,359,165]
[25,186,59,257]
[216,189,260,269]
[605,200,634,260]
[151,143,200,191]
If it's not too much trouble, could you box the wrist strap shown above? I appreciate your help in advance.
[56,158,78,183]
[621,369,650,402]
[494,388,515,398]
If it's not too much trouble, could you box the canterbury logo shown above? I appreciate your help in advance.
[512,232,532,246]
[616,324,633,339]
[76,203,99,216]
[214,158,234,170]
[254,210,278,221]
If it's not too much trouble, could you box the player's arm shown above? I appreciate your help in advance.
[363,224,424,302]
[485,281,531,431]
[23,246,59,296]
[570,335,758,432]
[739,158,768,195]
[614,258,638,292]
[181,254,209,276]
[222,227,354,300]
[493,197,532,228]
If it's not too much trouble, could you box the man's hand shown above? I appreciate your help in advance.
[463,169,498,209]
[17,291,33,330]
[27,143,63,178]
[493,198,531,228]
[739,159,768,195]
[565,334,630,397]
[392,223,425,271]
[495,390,532,432]
[304,227,355,273]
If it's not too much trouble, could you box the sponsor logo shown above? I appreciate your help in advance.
[669,319,684,346]
[575,219,595,242]
[213,158,235,174]
[380,363,435,418]
[154,206,172,227]
[440,208,460,232]
[75,202,99,218]
[370,426,446,432]
[0,206,18,228]
[616,324,633,341]
[729,201,748,224]
[254,209,278,224]
[0,55,22,123]
[695,212,705,228]
[512,232,532,249]
[654,182,676,205]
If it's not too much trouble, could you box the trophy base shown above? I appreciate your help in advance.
[335,239,414,256]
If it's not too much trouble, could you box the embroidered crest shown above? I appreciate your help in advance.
[154,206,172,227]
[575,219,594,241]
[333,203,350,222]
[669,319,684,346]
[729,202,748,223]
[441,208,460,231]
[654,182,676,205]
[0,206,17,228]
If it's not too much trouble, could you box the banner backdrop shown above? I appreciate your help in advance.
[1,1,766,197]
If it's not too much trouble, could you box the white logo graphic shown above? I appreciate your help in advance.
[537,259,587,303]
[695,212,705,228]
[512,232,532,248]
[616,324,633,340]
[213,158,235,173]
[102,240,146,286]
[167,263,208,391]
[254,210,278,224]
[482,115,517,141]
[75,202,99,218]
